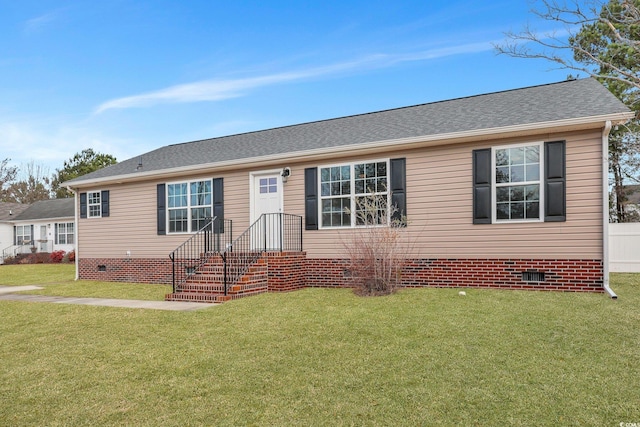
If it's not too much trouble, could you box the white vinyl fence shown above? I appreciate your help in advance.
[609,223,640,272]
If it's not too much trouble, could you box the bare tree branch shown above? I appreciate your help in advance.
[497,0,640,221]
[495,0,640,91]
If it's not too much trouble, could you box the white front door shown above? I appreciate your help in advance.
[252,173,283,250]
[39,226,47,252]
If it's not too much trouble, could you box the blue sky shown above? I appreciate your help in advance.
[0,0,581,175]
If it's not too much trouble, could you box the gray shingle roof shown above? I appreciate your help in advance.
[11,199,74,221]
[67,78,631,184]
[0,203,29,221]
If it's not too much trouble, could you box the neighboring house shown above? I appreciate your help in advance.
[0,199,76,263]
[64,78,634,300]
[0,202,30,261]
[620,184,640,220]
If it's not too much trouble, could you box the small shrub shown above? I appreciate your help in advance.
[16,253,42,264]
[50,250,66,263]
[2,256,16,265]
[34,253,49,264]
[342,195,411,296]
[67,250,75,263]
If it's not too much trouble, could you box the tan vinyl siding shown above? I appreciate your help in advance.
[300,129,603,259]
[77,128,604,261]
[78,170,253,259]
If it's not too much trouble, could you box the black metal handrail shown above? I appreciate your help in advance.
[169,217,233,292]
[221,213,302,294]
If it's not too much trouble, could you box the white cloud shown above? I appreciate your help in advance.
[23,12,58,34]
[94,41,495,114]
[94,72,310,114]
[0,120,133,172]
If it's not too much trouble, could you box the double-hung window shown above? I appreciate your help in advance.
[493,143,543,222]
[88,191,102,217]
[15,225,31,245]
[320,160,389,228]
[80,190,109,219]
[167,180,212,233]
[56,222,75,245]
[474,140,565,224]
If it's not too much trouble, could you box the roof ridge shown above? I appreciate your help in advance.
[168,78,584,148]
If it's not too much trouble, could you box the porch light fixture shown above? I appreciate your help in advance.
[281,167,291,183]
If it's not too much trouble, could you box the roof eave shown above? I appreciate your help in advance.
[66,112,634,188]
[9,215,74,222]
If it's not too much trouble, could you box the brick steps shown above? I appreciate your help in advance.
[165,254,268,303]
[175,283,226,293]
[165,292,231,303]
[186,274,226,284]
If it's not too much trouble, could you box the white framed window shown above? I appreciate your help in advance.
[56,222,75,245]
[88,191,102,217]
[167,179,212,233]
[15,225,31,245]
[319,160,389,228]
[492,142,544,222]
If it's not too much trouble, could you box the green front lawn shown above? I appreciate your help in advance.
[0,263,75,285]
[0,264,170,300]
[0,265,638,425]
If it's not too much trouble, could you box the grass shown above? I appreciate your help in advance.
[0,264,170,300]
[0,263,76,285]
[0,265,639,425]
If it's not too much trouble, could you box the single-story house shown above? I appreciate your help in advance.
[0,198,75,263]
[64,78,634,300]
[0,202,30,260]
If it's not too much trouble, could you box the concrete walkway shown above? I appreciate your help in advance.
[0,286,215,311]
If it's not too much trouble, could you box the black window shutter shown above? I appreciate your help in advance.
[304,168,318,230]
[473,149,492,224]
[545,140,566,222]
[157,184,166,235]
[390,158,407,226]
[101,190,110,217]
[212,178,224,233]
[13,226,16,245]
[30,225,34,243]
[79,193,87,219]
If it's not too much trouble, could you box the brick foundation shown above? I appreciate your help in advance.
[305,258,604,293]
[79,256,604,293]
[79,258,173,284]
[78,252,308,292]
[264,251,307,292]
[305,258,352,288]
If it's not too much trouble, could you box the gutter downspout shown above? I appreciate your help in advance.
[67,186,79,281]
[602,120,617,299]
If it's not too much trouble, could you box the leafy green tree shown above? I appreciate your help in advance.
[0,158,18,202]
[51,149,117,198]
[496,0,640,221]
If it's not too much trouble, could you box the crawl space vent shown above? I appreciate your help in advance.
[522,271,545,282]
